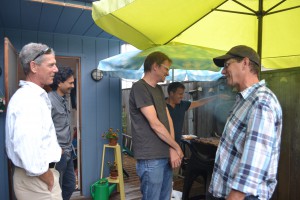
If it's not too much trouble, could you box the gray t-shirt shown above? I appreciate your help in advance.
[129,79,170,160]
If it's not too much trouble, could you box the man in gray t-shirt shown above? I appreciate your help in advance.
[129,51,183,200]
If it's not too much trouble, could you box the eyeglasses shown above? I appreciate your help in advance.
[160,64,170,71]
[32,47,52,61]
[224,60,237,68]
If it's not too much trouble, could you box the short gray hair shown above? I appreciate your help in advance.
[19,43,55,76]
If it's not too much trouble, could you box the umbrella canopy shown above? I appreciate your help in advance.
[98,44,226,81]
[92,0,300,69]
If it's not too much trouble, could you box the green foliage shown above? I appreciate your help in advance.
[102,128,119,139]
[107,161,117,171]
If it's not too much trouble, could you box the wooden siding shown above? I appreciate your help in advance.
[261,68,300,200]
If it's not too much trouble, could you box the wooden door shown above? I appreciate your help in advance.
[4,37,19,200]
[4,37,19,104]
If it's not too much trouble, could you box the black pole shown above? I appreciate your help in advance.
[257,0,263,77]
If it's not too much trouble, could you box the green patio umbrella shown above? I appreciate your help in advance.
[98,43,226,81]
[92,0,300,69]
[132,44,225,71]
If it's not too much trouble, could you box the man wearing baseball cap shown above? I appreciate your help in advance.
[208,45,283,200]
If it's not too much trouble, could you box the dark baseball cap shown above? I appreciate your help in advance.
[213,45,260,67]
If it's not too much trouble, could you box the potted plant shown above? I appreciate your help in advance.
[107,161,118,179]
[102,128,119,146]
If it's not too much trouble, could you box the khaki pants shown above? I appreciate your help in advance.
[14,167,62,200]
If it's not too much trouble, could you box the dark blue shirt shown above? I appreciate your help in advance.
[167,100,191,143]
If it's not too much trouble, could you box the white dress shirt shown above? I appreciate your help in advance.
[6,81,61,176]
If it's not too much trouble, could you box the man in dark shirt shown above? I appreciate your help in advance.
[166,82,227,143]
[48,66,75,200]
[129,51,183,200]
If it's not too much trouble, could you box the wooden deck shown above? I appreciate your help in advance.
[71,154,205,200]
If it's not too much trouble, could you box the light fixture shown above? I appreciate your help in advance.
[91,69,103,81]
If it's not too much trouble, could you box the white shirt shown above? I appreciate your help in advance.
[5,81,61,176]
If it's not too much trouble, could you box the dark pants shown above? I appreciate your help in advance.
[207,192,259,200]
[245,196,259,200]
[206,192,225,200]
[55,151,76,200]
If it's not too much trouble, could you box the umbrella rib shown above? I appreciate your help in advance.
[267,5,300,15]
[164,0,260,45]
[110,14,157,47]
[263,54,300,59]
[232,0,257,14]
[218,1,299,17]
[215,9,255,16]
[164,0,229,45]
[264,0,286,14]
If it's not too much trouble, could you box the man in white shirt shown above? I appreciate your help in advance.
[5,43,62,200]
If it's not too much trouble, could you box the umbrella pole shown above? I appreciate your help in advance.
[172,68,174,82]
[257,0,263,59]
[257,0,263,78]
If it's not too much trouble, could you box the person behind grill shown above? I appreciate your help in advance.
[166,82,228,144]
[5,43,62,200]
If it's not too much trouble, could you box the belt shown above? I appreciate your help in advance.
[49,162,56,168]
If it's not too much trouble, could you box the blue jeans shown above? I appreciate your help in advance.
[136,158,172,200]
[55,151,76,200]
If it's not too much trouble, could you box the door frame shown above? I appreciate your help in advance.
[55,56,82,193]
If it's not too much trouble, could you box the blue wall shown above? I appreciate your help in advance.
[0,29,9,200]
[0,28,123,198]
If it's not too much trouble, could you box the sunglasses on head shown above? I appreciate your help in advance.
[32,47,52,61]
